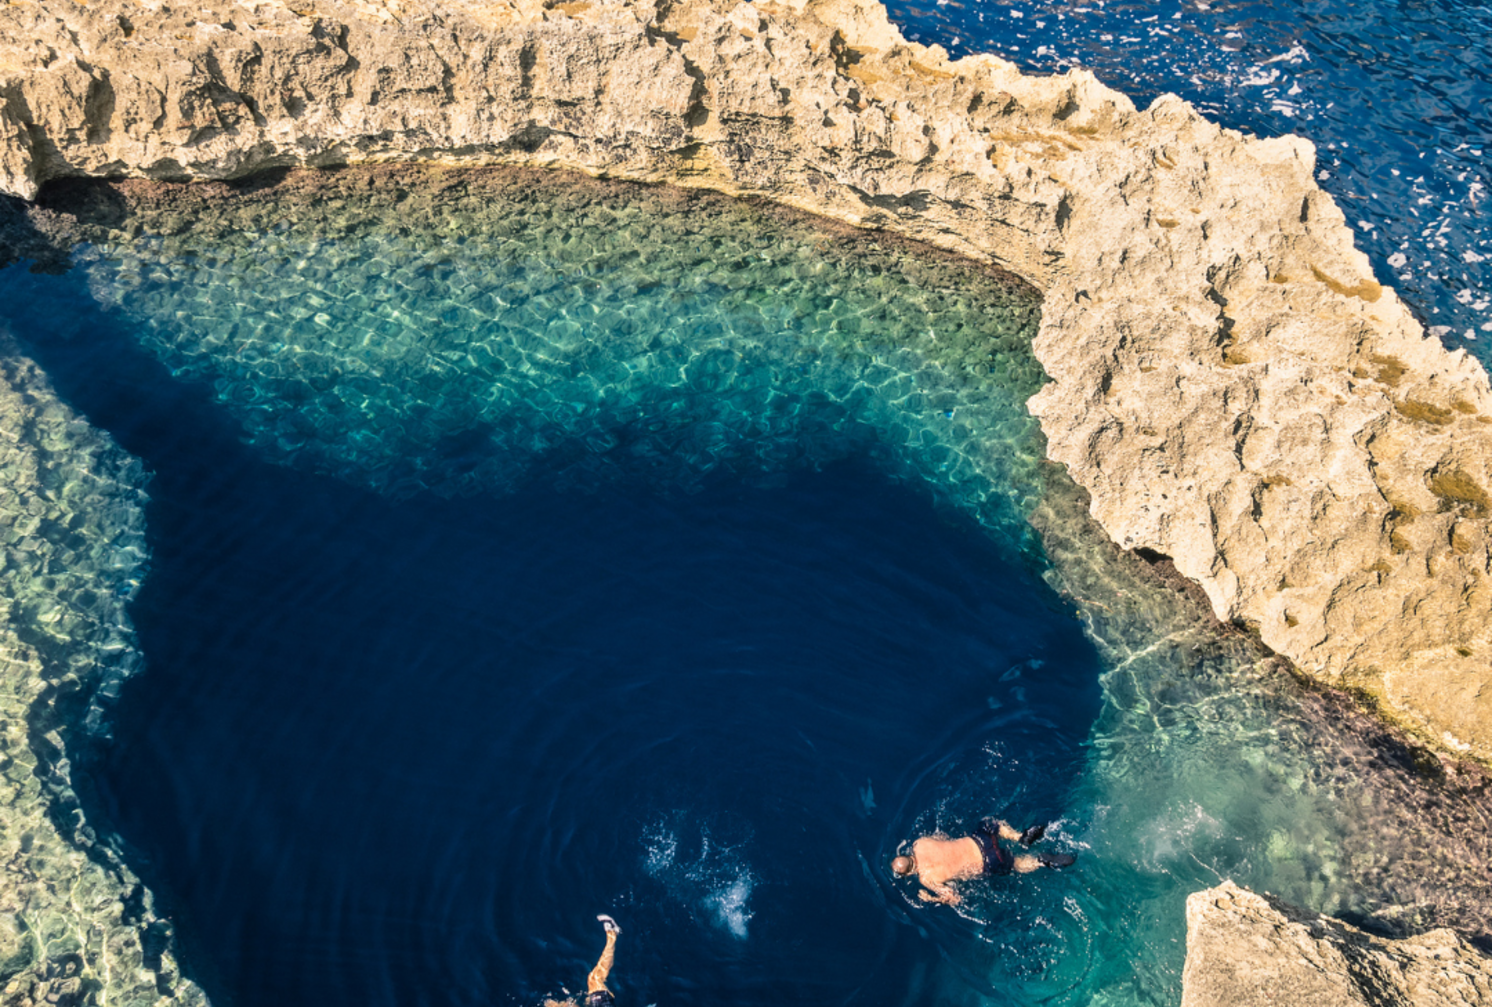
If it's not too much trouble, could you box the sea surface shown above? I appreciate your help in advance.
[1,165,1490,1007]
[885,0,1492,354]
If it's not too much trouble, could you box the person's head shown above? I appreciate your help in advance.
[891,855,915,876]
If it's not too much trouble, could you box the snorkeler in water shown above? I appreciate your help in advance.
[545,915,623,1007]
[890,819,1074,906]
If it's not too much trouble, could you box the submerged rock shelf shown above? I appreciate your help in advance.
[1,162,1490,1006]
[1,0,1490,762]
[61,168,1048,526]
[0,338,204,1005]
[0,0,1490,1001]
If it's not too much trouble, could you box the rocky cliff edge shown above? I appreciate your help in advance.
[1183,881,1492,1007]
[2,0,1491,760]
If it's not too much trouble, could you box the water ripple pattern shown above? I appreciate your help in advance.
[884,0,1492,356]
[0,334,205,1005]
[77,171,1047,545]
[1,167,1489,1007]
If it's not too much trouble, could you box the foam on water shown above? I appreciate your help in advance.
[2,166,1491,1007]
[643,817,758,940]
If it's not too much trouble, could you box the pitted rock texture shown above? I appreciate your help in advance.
[2,0,1491,759]
[1183,881,1492,1007]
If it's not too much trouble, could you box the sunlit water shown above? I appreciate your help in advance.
[884,0,1491,354]
[1,168,1490,1007]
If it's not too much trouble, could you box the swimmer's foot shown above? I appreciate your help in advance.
[597,914,621,935]
[1019,824,1047,846]
[1036,852,1075,869]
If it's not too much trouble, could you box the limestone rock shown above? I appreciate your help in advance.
[1183,881,1492,1007]
[1,0,1491,760]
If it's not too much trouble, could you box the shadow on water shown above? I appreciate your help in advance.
[2,263,1106,1007]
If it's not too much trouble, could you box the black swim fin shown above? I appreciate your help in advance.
[1019,824,1047,846]
[1036,852,1075,868]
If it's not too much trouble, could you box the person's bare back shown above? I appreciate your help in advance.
[903,835,985,905]
[891,819,1073,905]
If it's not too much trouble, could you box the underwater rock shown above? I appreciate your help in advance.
[13,164,1489,958]
[1182,881,1492,1007]
[0,333,206,1006]
[59,166,1047,527]
[2,0,1489,761]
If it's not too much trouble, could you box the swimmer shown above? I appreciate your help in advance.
[545,915,623,1007]
[891,819,1074,906]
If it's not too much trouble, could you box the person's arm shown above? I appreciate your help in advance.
[918,881,961,906]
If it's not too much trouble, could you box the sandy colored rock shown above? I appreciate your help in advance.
[1,0,1490,762]
[1183,881,1492,1007]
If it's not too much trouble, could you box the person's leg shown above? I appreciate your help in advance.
[990,819,1048,844]
[1014,851,1076,871]
[587,915,621,994]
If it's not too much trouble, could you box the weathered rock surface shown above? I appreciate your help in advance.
[1183,881,1492,1007]
[0,0,1489,764]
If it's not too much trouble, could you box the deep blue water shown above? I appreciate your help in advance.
[5,163,1492,1007]
[885,0,1492,353]
[6,266,1103,1007]
[3,117,1491,1004]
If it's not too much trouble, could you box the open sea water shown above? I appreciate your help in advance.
[885,0,1492,353]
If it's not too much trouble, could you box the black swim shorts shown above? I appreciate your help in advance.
[973,819,1014,876]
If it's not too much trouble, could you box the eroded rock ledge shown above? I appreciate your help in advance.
[1183,881,1492,1007]
[2,0,1491,759]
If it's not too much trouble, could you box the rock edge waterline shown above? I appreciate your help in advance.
[8,155,1492,1007]
[1,0,1490,763]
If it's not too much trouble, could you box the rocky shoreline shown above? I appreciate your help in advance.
[1183,881,1492,1007]
[3,0,1492,1002]
[2,0,1490,763]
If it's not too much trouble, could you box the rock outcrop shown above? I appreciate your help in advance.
[1183,881,1492,1007]
[1,0,1490,764]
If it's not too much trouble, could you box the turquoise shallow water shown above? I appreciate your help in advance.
[74,174,1047,539]
[2,167,1490,1006]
